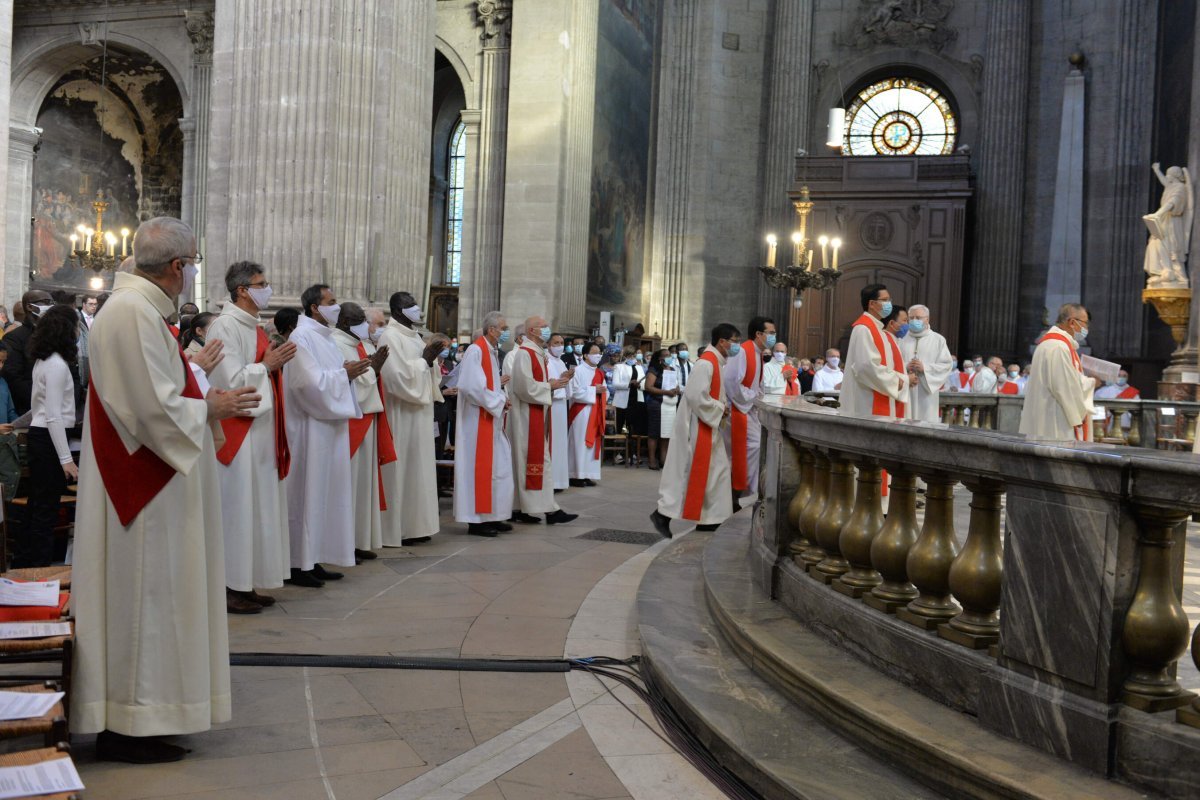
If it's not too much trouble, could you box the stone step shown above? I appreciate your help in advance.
[697,526,1152,800]
[636,531,946,800]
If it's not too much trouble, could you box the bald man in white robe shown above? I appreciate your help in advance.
[1019,304,1098,442]
[898,304,954,422]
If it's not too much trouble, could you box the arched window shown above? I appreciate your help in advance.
[843,77,957,156]
[444,120,466,285]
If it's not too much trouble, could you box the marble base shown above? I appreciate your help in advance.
[1121,688,1196,714]
[1117,706,1200,800]
[1176,703,1200,728]
[862,593,908,614]
[895,606,955,631]
[938,625,998,650]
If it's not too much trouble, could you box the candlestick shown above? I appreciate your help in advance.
[831,237,842,271]
[105,231,116,257]
[86,228,95,254]
[766,234,777,268]
[790,232,803,267]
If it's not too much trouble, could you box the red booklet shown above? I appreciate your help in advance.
[0,592,69,622]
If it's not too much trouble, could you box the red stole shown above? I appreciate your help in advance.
[1117,385,1140,399]
[730,340,759,492]
[474,338,498,514]
[521,345,548,490]
[347,342,398,510]
[998,381,1020,395]
[782,365,800,396]
[1036,331,1091,441]
[851,314,906,418]
[682,351,722,521]
[958,372,972,389]
[569,365,606,459]
[89,321,204,527]
[217,327,291,480]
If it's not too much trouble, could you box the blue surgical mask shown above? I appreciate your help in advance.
[897,323,909,339]
[565,345,573,354]
[678,350,689,360]
[439,348,450,359]
[626,358,636,365]
[908,319,925,333]
[539,326,551,342]
[635,352,644,362]
[1117,376,1128,386]
[497,329,512,346]
[879,300,893,318]
[666,356,677,367]
[765,333,777,348]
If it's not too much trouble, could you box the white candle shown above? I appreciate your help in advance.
[831,237,842,271]
[121,228,130,257]
[790,232,803,267]
[807,249,814,270]
[766,234,777,268]
[69,234,78,253]
[818,235,829,270]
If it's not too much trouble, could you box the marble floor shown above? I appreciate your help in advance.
[68,463,1200,798]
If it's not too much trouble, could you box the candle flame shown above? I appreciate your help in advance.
[818,235,829,247]
[831,238,842,249]
[790,232,803,244]
[766,234,777,245]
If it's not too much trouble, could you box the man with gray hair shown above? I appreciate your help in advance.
[1019,303,1099,441]
[72,217,261,762]
[206,260,297,613]
[898,304,954,422]
[454,311,515,536]
[502,322,526,377]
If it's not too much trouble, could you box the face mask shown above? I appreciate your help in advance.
[1117,377,1128,386]
[974,359,983,367]
[539,326,552,342]
[31,303,53,319]
[765,334,777,348]
[1008,370,1019,379]
[964,365,974,373]
[350,322,370,340]
[565,345,573,354]
[182,263,199,293]
[439,348,450,359]
[317,303,341,326]
[402,305,422,323]
[878,300,893,318]
[550,345,565,358]
[497,329,511,346]
[369,328,383,344]
[773,352,786,363]
[635,353,644,362]
[909,319,926,333]
[678,351,688,360]
[248,285,273,310]
[896,323,909,339]
[666,356,677,367]
[827,357,840,369]
[587,353,602,366]
[626,358,636,365]
[1074,327,1088,345]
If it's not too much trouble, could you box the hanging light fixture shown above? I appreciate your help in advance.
[826,107,846,149]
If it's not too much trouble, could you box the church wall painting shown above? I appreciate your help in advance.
[586,0,656,326]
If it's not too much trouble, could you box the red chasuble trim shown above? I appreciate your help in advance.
[851,314,906,418]
[346,342,398,510]
[1035,331,1091,441]
[998,382,1020,395]
[569,366,606,460]
[522,345,548,491]
[730,340,759,492]
[90,324,204,527]
[1118,386,1140,399]
[682,351,722,521]
[217,327,291,479]
[474,338,497,514]
[782,365,800,396]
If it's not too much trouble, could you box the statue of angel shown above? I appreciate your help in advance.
[1144,163,1193,288]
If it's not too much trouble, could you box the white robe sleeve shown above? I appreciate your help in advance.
[512,350,552,406]
[847,326,905,401]
[286,336,360,421]
[458,344,507,419]
[206,316,272,418]
[1044,342,1095,425]
[918,334,955,397]
[686,360,724,429]
[381,329,441,406]
[570,367,597,405]
[723,348,758,410]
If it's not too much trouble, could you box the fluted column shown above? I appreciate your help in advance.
[758,0,814,339]
[205,0,434,305]
[0,0,13,303]
[5,124,37,304]
[182,10,214,306]
[966,0,1030,355]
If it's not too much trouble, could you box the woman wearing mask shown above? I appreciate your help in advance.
[567,342,605,487]
[610,346,645,465]
[183,310,216,357]
[644,348,679,469]
[21,305,80,567]
[546,334,573,492]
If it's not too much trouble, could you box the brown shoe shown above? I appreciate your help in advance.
[249,591,276,607]
[226,588,263,614]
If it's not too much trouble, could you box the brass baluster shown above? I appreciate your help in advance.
[1177,622,1200,727]
[941,404,953,424]
[812,453,855,583]
[1128,409,1142,446]
[786,448,815,558]
[865,468,920,613]
[833,458,883,597]
[940,478,1004,648]
[797,452,830,570]
[1092,415,1105,442]
[1122,504,1196,712]
[1186,411,1198,449]
[897,474,961,630]
[968,405,981,428]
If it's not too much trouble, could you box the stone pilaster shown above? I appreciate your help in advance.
[181,8,213,306]
[205,0,434,306]
[5,125,38,304]
[758,0,814,340]
[0,0,13,304]
[966,0,1031,356]
[456,107,481,334]
[1185,3,1200,364]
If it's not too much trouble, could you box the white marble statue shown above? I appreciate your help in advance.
[1144,163,1193,288]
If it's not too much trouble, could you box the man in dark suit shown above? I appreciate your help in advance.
[2,290,52,414]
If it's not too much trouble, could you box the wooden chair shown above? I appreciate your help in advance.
[0,682,68,747]
[0,570,74,719]
[602,407,627,464]
[0,742,80,799]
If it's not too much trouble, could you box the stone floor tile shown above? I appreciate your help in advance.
[320,738,427,775]
[603,753,730,800]
[348,668,464,713]
[459,671,569,713]
[384,708,478,767]
[577,702,674,757]
[463,781,508,799]
[461,614,574,657]
[77,747,320,799]
[494,728,632,800]
[326,765,434,800]
[168,777,333,800]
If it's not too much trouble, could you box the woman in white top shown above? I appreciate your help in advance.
[567,342,605,486]
[22,304,80,567]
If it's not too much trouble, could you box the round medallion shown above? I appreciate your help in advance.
[860,212,894,251]
[871,112,922,155]
[844,77,958,156]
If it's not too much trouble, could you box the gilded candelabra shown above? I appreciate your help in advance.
[69,190,131,273]
[759,185,843,294]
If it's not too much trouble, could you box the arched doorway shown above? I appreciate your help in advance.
[426,50,467,337]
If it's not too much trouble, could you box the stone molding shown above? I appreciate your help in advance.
[185,9,214,61]
[475,0,512,49]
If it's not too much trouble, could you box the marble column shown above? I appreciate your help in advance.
[205,0,434,305]
[966,0,1030,356]
[1042,62,1084,321]
[496,0,596,331]
[757,0,813,341]
[468,0,512,324]
[181,9,214,306]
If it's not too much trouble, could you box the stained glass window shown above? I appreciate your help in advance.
[843,78,957,157]
[445,120,466,285]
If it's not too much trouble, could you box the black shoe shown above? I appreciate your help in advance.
[285,568,324,588]
[696,523,720,532]
[649,510,673,539]
[546,510,578,525]
[554,489,564,494]
[510,511,541,524]
[492,520,514,532]
[311,564,344,581]
[569,479,587,487]
[405,536,433,545]
[731,491,742,511]
[354,548,378,560]
[96,731,189,764]
[583,479,597,487]
[468,523,499,537]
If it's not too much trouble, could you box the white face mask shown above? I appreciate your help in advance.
[247,285,273,310]
[773,352,786,363]
[586,353,602,366]
[350,322,370,340]
[369,328,383,344]
[1008,370,1019,379]
[550,345,565,358]
[402,305,422,323]
[827,357,840,369]
[182,263,199,298]
[317,303,341,326]
[31,303,53,319]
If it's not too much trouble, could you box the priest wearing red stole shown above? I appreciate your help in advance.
[507,316,578,525]
[840,284,909,421]
[72,217,261,763]
[454,311,516,537]
[723,316,774,506]
[567,342,607,486]
[651,323,740,539]
[1019,304,1098,442]
[206,261,296,615]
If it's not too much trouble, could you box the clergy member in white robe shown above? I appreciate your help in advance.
[454,311,515,536]
[73,217,261,762]
[284,285,371,585]
[379,292,445,545]
[546,334,572,491]
[723,317,774,500]
[650,323,738,539]
[1019,304,1097,442]
[840,284,908,421]
[207,261,295,613]
[972,358,999,393]
[508,318,578,524]
[333,302,393,559]
[898,304,954,423]
[568,342,605,485]
[812,349,843,393]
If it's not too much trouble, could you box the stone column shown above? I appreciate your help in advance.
[205,0,434,305]
[758,0,814,341]
[467,0,512,323]
[181,9,214,306]
[456,108,481,333]
[0,0,14,303]
[1042,61,1085,320]
[5,125,38,304]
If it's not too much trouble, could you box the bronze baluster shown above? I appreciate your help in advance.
[797,452,830,570]
[940,478,1004,648]
[1176,622,1200,728]
[865,468,921,613]
[812,452,854,583]
[786,447,815,558]
[941,404,953,425]
[1122,504,1196,712]
[833,457,883,597]
[897,473,961,630]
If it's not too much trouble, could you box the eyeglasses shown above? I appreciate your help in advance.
[244,280,270,289]
[177,252,203,265]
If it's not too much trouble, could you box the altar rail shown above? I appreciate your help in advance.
[807,390,1200,449]
[752,395,1200,797]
